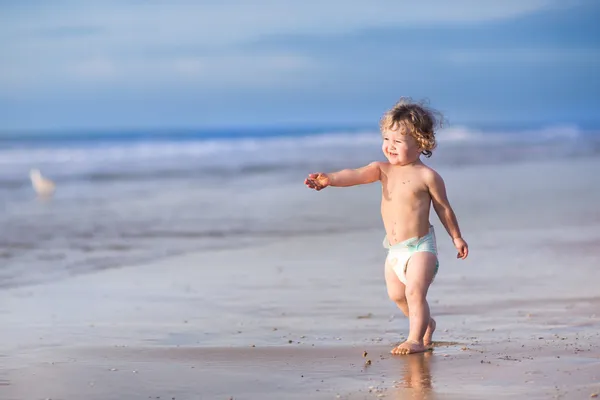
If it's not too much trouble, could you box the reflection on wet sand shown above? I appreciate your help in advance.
[392,352,434,400]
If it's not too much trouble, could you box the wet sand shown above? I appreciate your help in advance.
[2,229,600,400]
[2,159,600,399]
[2,332,599,400]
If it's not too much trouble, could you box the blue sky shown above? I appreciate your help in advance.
[1,0,599,131]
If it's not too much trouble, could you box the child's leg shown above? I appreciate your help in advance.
[391,252,437,355]
[384,260,409,316]
[386,256,436,349]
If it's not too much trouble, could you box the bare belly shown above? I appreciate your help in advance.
[381,204,432,245]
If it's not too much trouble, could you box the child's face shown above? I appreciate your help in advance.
[381,124,421,165]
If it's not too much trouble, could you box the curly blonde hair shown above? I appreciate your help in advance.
[379,97,443,158]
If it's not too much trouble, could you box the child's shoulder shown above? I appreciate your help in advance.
[371,161,391,170]
[416,162,437,174]
[415,163,443,185]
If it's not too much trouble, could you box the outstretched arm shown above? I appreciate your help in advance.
[305,162,382,190]
[328,162,382,187]
[426,170,469,259]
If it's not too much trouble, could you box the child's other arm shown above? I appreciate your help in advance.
[426,170,469,259]
[305,162,382,190]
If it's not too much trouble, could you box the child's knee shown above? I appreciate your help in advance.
[405,285,427,301]
[391,294,407,304]
[387,288,406,303]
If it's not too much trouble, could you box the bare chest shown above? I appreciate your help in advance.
[381,174,428,203]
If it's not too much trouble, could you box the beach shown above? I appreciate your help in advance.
[2,0,599,396]
[1,154,599,399]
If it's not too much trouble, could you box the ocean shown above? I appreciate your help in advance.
[1,124,598,289]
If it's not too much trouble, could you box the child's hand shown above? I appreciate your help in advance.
[453,238,469,259]
[305,173,330,191]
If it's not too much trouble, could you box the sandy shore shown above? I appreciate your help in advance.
[2,159,600,399]
[2,229,600,400]
[3,340,600,400]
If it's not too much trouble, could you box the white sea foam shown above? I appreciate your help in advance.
[0,125,596,189]
[0,125,588,166]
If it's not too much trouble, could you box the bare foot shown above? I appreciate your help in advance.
[391,340,428,355]
[424,318,436,347]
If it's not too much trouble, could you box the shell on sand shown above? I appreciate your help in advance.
[29,169,56,197]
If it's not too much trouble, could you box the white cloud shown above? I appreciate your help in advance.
[172,58,206,77]
[8,0,559,45]
[69,57,118,80]
[168,54,318,87]
[442,48,600,65]
[0,0,562,92]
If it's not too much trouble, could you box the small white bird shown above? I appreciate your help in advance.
[29,168,56,197]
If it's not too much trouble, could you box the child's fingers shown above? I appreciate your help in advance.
[457,246,468,259]
[305,179,321,190]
